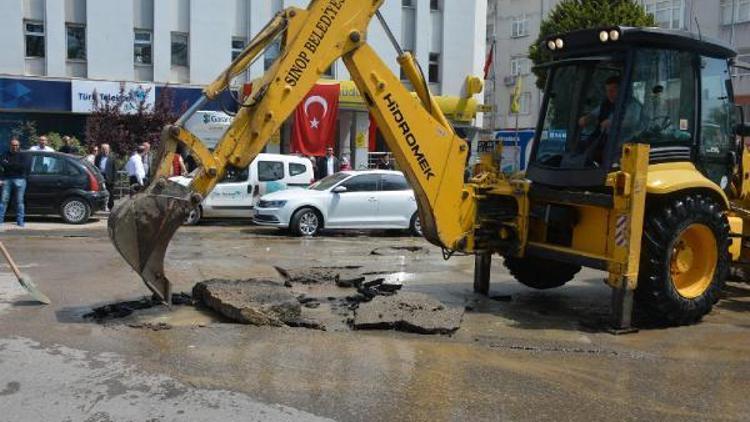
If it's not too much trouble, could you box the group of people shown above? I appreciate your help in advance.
[0,135,82,227]
[306,147,393,181]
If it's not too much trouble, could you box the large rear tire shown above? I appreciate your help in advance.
[503,256,581,289]
[636,193,729,325]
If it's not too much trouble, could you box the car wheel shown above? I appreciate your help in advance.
[184,207,202,226]
[291,208,321,237]
[409,212,423,237]
[60,197,92,224]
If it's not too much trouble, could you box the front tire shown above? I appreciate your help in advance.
[503,256,581,289]
[290,207,321,237]
[60,197,92,224]
[637,194,729,325]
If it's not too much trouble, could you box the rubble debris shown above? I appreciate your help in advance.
[491,295,512,302]
[370,246,427,256]
[353,292,463,334]
[335,276,365,288]
[193,279,301,326]
[286,319,326,331]
[83,293,192,322]
[363,278,384,289]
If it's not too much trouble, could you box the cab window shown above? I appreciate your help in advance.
[698,56,735,188]
[340,174,379,192]
[257,161,284,182]
[289,162,307,177]
[621,49,695,154]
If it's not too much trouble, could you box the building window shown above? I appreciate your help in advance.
[430,0,441,12]
[509,92,531,115]
[721,0,750,24]
[66,24,86,60]
[640,0,684,29]
[134,30,152,65]
[510,57,530,76]
[402,0,414,7]
[171,32,189,67]
[511,16,529,38]
[24,21,45,58]
[232,38,245,61]
[428,53,440,83]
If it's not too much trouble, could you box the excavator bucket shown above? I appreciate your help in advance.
[107,179,193,303]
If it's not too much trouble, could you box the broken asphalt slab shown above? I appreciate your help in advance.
[353,292,464,334]
[193,278,301,326]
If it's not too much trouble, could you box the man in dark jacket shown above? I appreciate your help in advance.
[315,147,340,180]
[95,143,117,211]
[59,136,76,154]
[0,138,30,227]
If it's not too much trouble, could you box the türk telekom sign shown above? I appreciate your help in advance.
[71,80,155,114]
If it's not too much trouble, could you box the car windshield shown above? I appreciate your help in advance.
[309,173,349,191]
[534,57,624,170]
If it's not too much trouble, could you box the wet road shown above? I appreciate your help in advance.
[1,218,749,421]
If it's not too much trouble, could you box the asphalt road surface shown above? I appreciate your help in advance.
[1,216,749,421]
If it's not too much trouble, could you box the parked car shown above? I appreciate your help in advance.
[253,170,422,236]
[171,153,314,225]
[3,151,108,224]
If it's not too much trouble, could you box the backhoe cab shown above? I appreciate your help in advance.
[479,27,743,329]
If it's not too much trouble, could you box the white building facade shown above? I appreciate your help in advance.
[0,0,487,166]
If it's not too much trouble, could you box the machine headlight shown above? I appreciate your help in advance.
[555,38,564,49]
[259,200,287,208]
[547,40,557,50]
[599,30,609,42]
[609,29,620,41]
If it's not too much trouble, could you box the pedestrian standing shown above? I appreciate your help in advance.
[340,156,352,171]
[125,146,146,187]
[170,145,188,177]
[0,138,30,227]
[28,136,54,152]
[141,142,153,182]
[59,136,76,154]
[315,147,340,179]
[95,143,117,211]
[85,145,98,164]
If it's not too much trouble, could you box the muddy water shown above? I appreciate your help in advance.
[1,225,749,420]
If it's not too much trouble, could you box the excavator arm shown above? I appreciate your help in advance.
[108,0,477,302]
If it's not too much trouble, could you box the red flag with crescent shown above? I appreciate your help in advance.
[292,83,340,156]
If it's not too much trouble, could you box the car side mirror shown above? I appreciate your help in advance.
[332,186,347,193]
[735,123,750,137]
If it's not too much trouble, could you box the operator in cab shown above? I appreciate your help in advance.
[578,75,620,134]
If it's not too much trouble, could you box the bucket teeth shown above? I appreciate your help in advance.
[108,179,192,303]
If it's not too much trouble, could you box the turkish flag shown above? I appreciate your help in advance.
[292,83,340,156]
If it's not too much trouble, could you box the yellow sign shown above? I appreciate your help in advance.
[270,130,281,145]
[355,132,367,148]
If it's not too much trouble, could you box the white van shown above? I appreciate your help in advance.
[171,153,314,225]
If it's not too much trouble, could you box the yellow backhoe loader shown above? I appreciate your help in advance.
[108,0,750,331]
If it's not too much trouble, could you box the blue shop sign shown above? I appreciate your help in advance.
[0,78,70,112]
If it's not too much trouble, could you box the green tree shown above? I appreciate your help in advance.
[528,0,656,89]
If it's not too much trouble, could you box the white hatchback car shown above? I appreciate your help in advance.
[253,170,422,236]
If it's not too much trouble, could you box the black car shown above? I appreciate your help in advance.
[5,151,108,224]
